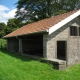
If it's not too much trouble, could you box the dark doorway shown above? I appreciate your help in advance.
[57,41,67,60]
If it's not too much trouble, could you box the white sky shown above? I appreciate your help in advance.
[0,5,17,24]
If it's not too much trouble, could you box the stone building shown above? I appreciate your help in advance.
[3,9,80,68]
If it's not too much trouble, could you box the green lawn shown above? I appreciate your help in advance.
[0,39,80,80]
[0,49,80,80]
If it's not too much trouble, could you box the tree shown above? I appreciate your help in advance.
[7,18,24,32]
[0,18,25,37]
[0,22,6,30]
[0,22,7,37]
[15,0,80,22]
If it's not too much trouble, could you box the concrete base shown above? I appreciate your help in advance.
[44,59,66,70]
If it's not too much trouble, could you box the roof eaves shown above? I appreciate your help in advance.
[3,29,48,39]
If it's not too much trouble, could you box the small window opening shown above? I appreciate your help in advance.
[70,26,77,36]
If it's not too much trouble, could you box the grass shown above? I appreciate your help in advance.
[0,49,80,80]
[0,39,80,80]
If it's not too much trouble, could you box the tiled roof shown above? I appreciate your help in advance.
[4,10,78,38]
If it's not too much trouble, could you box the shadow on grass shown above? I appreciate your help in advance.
[0,49,55,68]
[0,48,36,62]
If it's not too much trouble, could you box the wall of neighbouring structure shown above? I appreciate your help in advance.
[43,16,80,66]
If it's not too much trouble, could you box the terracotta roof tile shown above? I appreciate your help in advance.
[4,10,78,38]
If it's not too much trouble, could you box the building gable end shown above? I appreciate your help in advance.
[49,10,80,35]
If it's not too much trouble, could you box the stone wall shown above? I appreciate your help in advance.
[43,16,80,66]
[7,38,19,52]
[43,24,69,60]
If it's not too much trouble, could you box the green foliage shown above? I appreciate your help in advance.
[0,22,6,30]
[0,18,26,38]
[4,26,13,35]
[0,23,7,37]
[0,48,80,80]
[15,0,80,22]
[7,18,24,32]
[0,39,6,48]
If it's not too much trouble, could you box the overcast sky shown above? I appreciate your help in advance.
[0,0,18,24]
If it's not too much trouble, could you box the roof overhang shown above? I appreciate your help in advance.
[3,30,48,39]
